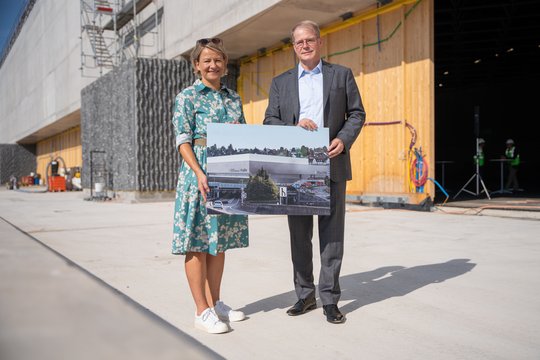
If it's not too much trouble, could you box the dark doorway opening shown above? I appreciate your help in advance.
[435,0,540,200]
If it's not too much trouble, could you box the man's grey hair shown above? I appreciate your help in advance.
[291,20,321,42]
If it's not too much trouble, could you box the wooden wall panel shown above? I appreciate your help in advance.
[240,47,297,124]
[239,62,254,123]
[272,47,297,79]
[251,56,271,123]
[356,8,409,195]
[239,0,434,203]
[36,126,82,181]
[404,0,435,197]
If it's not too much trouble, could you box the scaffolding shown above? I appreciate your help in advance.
[80,0,163,77]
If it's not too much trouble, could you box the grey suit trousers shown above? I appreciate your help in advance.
[287,180,346,305]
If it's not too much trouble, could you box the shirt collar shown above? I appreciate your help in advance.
[194,79,230,94]
[298,60,323,79]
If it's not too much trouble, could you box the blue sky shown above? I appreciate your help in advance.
[0,0,28,57]
[208,123,329,149]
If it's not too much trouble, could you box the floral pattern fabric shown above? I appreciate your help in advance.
[172,79,249,255]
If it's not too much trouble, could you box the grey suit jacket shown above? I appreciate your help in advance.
[263,60,366,182]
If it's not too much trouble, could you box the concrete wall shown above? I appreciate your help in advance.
[81,59,137,192]
[0,144,36,184]
[135,58,197,192]
[162,0,281,59]
[0,0,92,143]
[81,57,202,196]
[0,0,281,145]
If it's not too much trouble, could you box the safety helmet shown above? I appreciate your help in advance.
[506,139,514,145]
[478,138,485,144]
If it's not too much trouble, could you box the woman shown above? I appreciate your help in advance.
[172,38,248,334]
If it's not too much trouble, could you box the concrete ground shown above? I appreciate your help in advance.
[1,189,539,359]
[0,217,220,360]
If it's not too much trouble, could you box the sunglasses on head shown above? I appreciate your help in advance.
[197,38,223,46]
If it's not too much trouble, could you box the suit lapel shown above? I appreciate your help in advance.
[322,61,334,127]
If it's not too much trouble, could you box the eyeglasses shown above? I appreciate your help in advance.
[293,38,318,49]
[197,38,223,46]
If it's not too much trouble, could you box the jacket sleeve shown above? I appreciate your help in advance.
[263,78,288,126]
[336,68,366,152]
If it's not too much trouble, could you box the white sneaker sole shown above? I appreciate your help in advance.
[194,321,229,334]
[218,313,246,322]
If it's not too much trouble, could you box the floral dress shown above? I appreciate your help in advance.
[172,79,249,255]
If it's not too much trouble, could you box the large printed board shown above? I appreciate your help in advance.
[206,123,330,215]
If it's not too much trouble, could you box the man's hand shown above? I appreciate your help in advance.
[297,118,318,131]
[328,138,345,158]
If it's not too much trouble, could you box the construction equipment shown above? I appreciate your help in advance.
[453,141,491,199]
[89,150,110,200]
[453,107,491,200]
[46,157,68,192]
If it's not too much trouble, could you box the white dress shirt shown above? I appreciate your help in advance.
[298,60,324,129]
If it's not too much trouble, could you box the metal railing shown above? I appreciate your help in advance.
[80,0,163,78]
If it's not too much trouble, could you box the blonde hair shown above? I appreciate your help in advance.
[190,39,228,76]
[291,20,321,42]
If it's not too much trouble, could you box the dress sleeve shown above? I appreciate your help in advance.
[172,92,195,148]
[232,92,246,124]
[238,99,246,125]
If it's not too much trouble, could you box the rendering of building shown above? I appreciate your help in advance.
[208,153,328,184]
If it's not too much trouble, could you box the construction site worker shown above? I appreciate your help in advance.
[504,138,520,191]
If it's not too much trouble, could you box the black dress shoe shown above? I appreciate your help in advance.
[323,304,345,324]
[286,298,317,316]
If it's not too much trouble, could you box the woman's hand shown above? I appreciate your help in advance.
[196,172,210,202]
[179,143,210,202]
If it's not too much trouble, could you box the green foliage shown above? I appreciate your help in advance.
[206,144,328,159]
[299,145,309,157]
[245,167,278,201]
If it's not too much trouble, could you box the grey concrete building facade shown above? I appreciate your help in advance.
[0,144,36,185]
[0,0,385,198]
[80,57,242,199]
[81,58,195,199]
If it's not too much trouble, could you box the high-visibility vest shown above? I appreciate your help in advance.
[505,147,520,166]
[474,150,485,166]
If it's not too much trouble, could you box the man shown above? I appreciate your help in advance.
[504,138,520,191]
[263,20,365,323]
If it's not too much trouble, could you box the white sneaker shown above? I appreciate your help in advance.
[194,308,229,334]
[214,300,246,322]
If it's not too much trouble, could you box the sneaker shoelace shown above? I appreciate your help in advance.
[202,309,219,325]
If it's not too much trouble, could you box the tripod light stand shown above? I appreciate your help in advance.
[453,137,491,199]
[453,107,491,200]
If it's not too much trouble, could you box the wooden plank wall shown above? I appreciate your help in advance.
[36,126,82,180]
[238,0,434,202]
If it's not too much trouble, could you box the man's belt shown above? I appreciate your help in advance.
[193,138,207,146]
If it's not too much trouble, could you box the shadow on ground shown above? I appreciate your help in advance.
[239,259,476,315]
